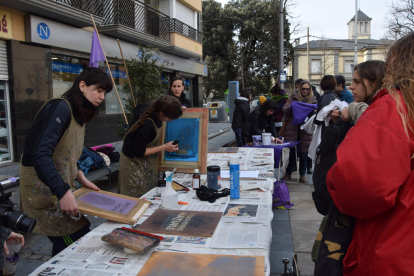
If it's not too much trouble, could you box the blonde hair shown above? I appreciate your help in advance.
[298,80,314,103]
[383,33,414,139]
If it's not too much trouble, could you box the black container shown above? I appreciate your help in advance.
[207,165,221,189]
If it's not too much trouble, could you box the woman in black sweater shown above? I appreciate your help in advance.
[20,67,112,256]
[241,99,282,144]
[118,95,183,198]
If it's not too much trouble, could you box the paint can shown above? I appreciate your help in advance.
[262,133,272,146]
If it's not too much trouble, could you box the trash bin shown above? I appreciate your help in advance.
[207,102,229,122]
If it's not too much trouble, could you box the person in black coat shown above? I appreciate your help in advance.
[270,84,289,134]
[314,75,340,136]
[232,89,251,146]
[308,75,339,175]
[168,77,192,108]
[241,99,282,144]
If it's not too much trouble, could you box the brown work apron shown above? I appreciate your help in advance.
[20,98,89,237]
[118,118,161,198]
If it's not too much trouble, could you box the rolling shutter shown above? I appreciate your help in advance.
[0,40,8,80]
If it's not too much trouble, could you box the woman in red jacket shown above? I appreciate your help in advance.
[326,33,414,275]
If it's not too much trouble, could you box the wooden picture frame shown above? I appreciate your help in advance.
[159,108,208,174]
[73,188,150,225]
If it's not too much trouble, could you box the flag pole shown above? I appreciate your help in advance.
[117,39,136,106]
[90,15,128,125]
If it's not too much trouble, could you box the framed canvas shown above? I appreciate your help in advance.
[159,108,208,174]
[73,188,150,225]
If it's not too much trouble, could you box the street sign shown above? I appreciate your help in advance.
[279,71,286,83]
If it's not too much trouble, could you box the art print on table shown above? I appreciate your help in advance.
[80,192,136,214]
[137,209,222,237]
[223,204,258,218]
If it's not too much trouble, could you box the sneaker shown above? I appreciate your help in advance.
[282,174,292,181]
[307,167,313,174]
[299,175,308,183]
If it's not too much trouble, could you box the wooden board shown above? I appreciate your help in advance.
[73,188,150,225]
[137,251,265,276]
[159,108,208,174]
[136,209,222,237]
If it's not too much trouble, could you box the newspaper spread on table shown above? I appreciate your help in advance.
[211,222,272,250]
[29,147,276,276]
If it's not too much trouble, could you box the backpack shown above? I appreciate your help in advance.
[78,147,105,175]
[312,120,354,216]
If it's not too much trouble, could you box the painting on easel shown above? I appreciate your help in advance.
[159,108,208,174]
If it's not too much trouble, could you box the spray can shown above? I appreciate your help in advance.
[161,171,178,209]
[230,156,240,199]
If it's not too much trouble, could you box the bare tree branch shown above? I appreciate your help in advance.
[386,0,414,38]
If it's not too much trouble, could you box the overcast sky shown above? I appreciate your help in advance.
[215,0,392,41]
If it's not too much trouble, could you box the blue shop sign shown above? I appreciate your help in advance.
[183,79,190,86]
[106,69,127,79]
[52,61,83,74]
[37,23,50,40]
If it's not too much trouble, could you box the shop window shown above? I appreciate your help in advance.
[51,54,130,115]
[0,81,11,162]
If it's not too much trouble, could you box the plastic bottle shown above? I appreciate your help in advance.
[161,171,178,209]
[230,156,240,199]
[192,169,200,190]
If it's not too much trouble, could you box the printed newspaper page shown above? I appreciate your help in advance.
[229,190,273,204]
[32,265,118,276]
[211,222,272,250]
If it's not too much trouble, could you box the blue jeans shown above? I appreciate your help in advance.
[286,146,308,176]
[233,128,244,147]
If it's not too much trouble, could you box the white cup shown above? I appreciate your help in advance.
[3,239,21,276]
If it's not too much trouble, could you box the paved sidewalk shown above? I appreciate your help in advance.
[269,173,320,276]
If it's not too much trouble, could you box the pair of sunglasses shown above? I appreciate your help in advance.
[301,88,310,91]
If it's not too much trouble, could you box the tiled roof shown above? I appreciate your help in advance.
[294,38,386,50]
[349,10,372,22]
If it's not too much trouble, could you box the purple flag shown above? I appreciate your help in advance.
[89,30,105,68]
[291,101,318,125]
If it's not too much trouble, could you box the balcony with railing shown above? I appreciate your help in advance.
[97,0,171,48]
[0,0,104,27]
[170,18,201,43]
[162,18,202,59]
[339,72,353,81]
